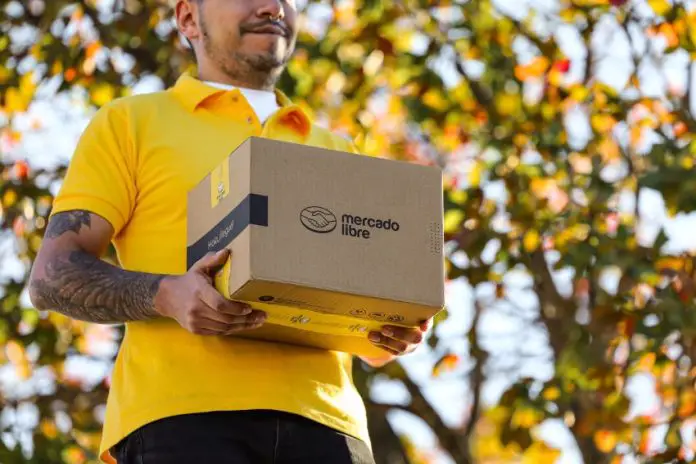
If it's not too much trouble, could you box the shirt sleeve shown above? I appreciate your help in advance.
[50,102,137,237]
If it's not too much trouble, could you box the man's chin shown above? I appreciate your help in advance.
[239,49,292,72]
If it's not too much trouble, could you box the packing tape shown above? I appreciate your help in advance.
[213,258,398,338]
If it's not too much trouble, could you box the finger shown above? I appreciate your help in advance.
[192,328,224,336]
[419,319,432,332]
[216,299,256,317]
[368,332,409,354]
[205,309,267,326]
[193,318,234,334]
[198,284,252,316]
[380,326,424,345]
[192,248,230,274]
[193,311,266,334]
[369,341,400,356]
[224,319,266,334]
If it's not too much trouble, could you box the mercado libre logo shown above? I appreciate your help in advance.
[300,205,401,240]
[300,206,338,233]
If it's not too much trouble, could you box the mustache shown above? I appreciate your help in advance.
[240,19,291,37]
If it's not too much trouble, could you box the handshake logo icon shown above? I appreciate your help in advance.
[300,206,338,233]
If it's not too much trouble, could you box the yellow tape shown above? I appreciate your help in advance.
[210,159,230,207]
[214,257,404,337]
[214,257,232,299]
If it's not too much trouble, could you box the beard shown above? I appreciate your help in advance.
[200,15,295,88]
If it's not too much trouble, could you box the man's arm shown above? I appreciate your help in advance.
[28,210,164,323]
[29,209,264,333]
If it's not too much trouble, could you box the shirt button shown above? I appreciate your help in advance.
[247,116,253,124]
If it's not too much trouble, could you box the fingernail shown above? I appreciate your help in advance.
[382,327,394,337]
[241,305,252,315]
[255,313,266,323]
[368,332,381,343]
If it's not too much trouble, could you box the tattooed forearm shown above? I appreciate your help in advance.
[30,250,166,323]
[44,211,92,239]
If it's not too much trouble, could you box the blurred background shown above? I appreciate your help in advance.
[1,0,696,462]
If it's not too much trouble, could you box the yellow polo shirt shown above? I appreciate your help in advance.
[50,73,369,463]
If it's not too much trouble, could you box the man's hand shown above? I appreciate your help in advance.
[154,248,266,335]
[362,319,432,367]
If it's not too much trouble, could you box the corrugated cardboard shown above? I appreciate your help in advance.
[187,137,444,357]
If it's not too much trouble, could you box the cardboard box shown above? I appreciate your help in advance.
[186,137,444,357]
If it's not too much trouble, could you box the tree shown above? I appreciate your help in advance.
[2,0,696,463]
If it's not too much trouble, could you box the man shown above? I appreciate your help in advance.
[27,0,431,463]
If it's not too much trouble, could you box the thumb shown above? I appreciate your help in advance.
[193,248,230,274]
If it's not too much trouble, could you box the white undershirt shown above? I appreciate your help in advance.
[204,81,280,123]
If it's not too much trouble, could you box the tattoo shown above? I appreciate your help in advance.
[30,250,165,323]
[45,211,92,239]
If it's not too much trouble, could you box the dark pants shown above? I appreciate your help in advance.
[113,410,375,464]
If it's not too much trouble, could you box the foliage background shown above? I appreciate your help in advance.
[1,0,696,463]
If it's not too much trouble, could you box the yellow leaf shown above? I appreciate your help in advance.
[522,441,562,464]
[541,103,556,121]
[90,83,115,107]
[570,85,590,102]
[449,190,467,204]
[468,160,484,187]
[3,189,17,208]
[648,0,671,16]
[530,178,552,198]
[495,93,520,116]
[444,209,464,234]
[542,386,561,401]
[511,406,543,428]
[591,114,616,134]
[630,125,643,149]
[422,88,449,111]
[4,88,28,112]
[523,230,541,252]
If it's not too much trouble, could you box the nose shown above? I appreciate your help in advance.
[256,0,284,20]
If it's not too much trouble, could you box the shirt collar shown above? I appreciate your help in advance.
[170,72,293,112]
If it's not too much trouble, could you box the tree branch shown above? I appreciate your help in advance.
[463,301,486,442]
[396,365,472,463]
[525,249,574,358]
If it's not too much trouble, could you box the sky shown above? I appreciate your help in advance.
[2,0,696,463]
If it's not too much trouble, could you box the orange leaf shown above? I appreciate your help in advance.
[433,353,460,377]
[5,340,25,364]
[65,68,77,82]
[85,41,102,59]
[13,160,29,180]
[659,23,679,48]
[514,56,549,81]
[677,390,696,418]
[594,430,617,453]
[638,352,656,371]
